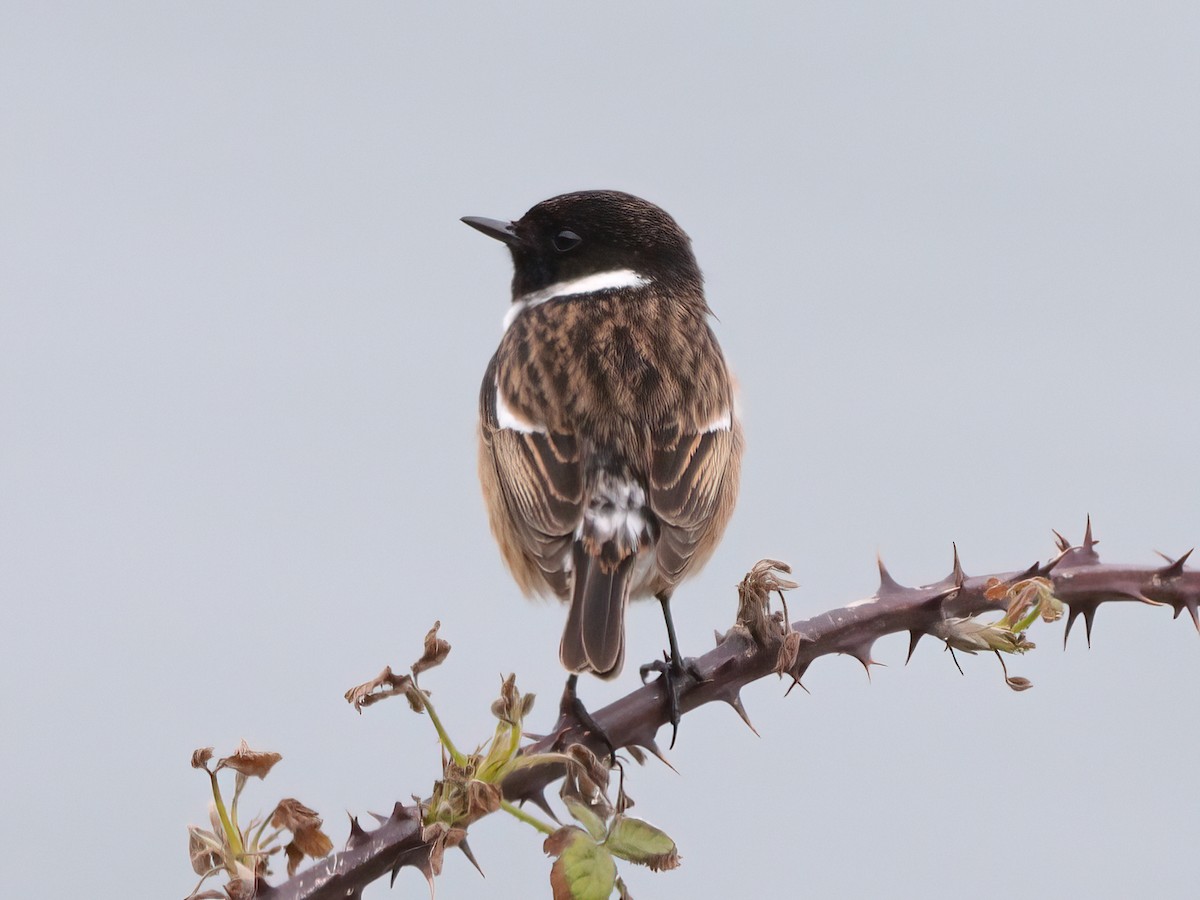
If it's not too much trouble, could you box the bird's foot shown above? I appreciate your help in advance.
[639,654,705,749]
[551,674,617,764]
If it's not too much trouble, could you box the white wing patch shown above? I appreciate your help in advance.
[494,384,546,434]
[703,409,733,432]
[503,268,651,331]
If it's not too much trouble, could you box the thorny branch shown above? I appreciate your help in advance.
[236,521,1198,900]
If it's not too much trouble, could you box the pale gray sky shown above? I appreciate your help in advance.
[3,3,1199,898]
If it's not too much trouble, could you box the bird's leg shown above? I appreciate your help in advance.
[555,673,616,764]
[639,591,704,748]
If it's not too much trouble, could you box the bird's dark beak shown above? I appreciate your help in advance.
[461,216,521,246]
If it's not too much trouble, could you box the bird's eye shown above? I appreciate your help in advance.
[552,229,582,252]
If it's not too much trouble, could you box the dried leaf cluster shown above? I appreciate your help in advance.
[186,741,331,899]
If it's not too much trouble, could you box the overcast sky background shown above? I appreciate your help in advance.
[3,3,1199,898]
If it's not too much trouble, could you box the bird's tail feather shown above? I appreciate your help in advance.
[560,545,632,679]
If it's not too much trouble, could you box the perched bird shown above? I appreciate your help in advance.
[464,190,742,727]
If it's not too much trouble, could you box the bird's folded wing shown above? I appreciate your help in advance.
[648,419,741,582]
[479,359,583,595]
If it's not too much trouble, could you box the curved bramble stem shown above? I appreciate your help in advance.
[500,800,557,836]
[422,697,468,768]
[207,770,244,863]
[254,522,1200,900]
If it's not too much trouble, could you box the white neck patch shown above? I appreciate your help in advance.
[502,268,651,331]
[494,385,546,434]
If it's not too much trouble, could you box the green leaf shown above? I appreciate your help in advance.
[564,798,609,842]
[605,816,679,872]
[546,826,617,900]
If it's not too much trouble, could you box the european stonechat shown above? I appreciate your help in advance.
[464,190,742,714]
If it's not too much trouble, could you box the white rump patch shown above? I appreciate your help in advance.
[494,385,546,434]
[503,268,651,331]
[579,475,650,550]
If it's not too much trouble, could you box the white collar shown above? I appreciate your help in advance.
[503,269,651,331]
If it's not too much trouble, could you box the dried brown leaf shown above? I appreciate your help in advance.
[984,577,1008,601]
[344,666,426,713]
[284,841,305,878]
[562,744,610,814]
[466,779,502,818]
[736,559,798,644]
[421,822,467,877]
[412,620,451,677]
[270,798,323,834]
[774,629,801,675]
[283,828,333,875]
[191,747,214,770]
[223,867,258,900]
[215,739,282,780]
[270,796,334,871]
[187,826,223,876]
[491,672,522,724]
[745,558,799,594]
[622,745,646,766]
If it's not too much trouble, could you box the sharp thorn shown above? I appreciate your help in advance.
[905,630,923,664]
[1051,528,1071,552]
[458,838,485,877]
[347,814,370,849]
[877,553,903,592]
[784,676,810,696]
[1041,546,1070,575]
[951,542,965,587]
[1064,607,1081,648]
[1016,561,1040,581]
[1187,600,1200,633]
[854,652,885,681]
[523,790,560,824]
[1158,548,1194,579]
[725,693,760,736]
[791,660,811,684]
[641,738,678,773]
[1082,514,1097,553]
[1083,606,1096,647]
[850,643,880,675]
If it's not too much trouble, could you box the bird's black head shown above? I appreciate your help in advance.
[462,190,702,300]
